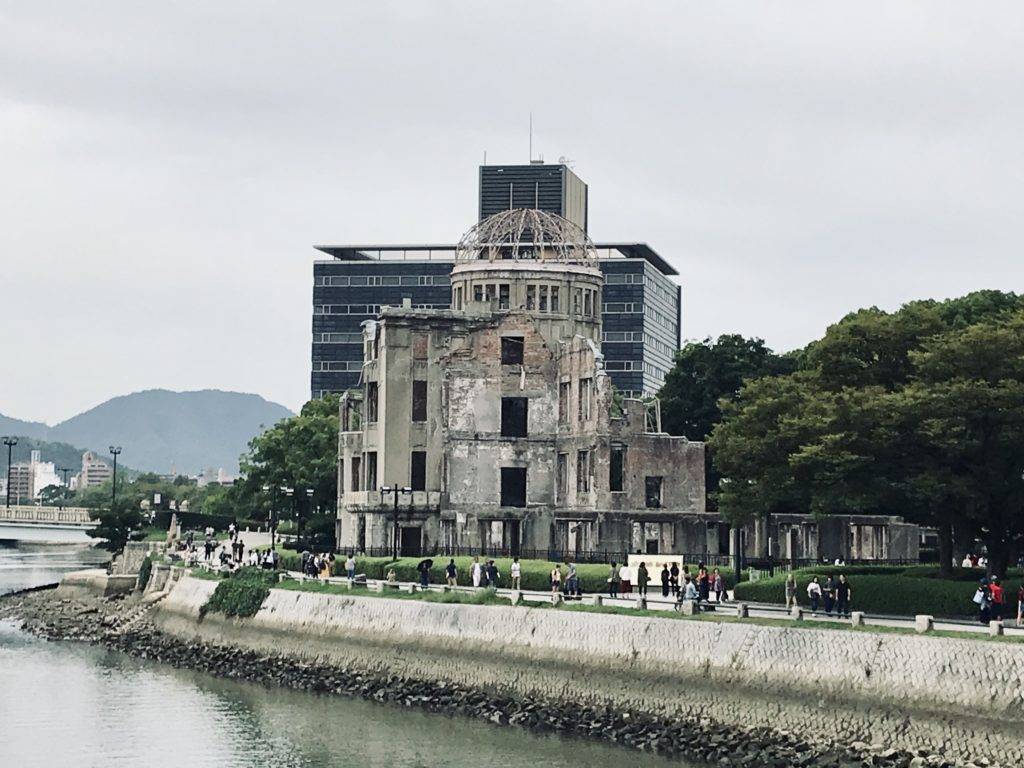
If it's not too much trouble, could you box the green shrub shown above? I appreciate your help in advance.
[734,571,1021,618]
[137,555,153,591]
[200,567,276,619]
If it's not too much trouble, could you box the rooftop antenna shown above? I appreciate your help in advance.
[529,112,533,162]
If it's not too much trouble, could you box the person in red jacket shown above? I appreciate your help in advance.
[989,577,1004,621]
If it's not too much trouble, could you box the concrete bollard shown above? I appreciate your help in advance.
[370,581,384,592]
[400,583,415,594]
[915,614,934,633]
[736,603,749,618]
[551,592,563,606]
[591,594,603,607]
[790,606,803,621]
[509,589,521,605]
[850,611,865,627]
[989,620,1004,637]
[635,597,647,611]
[680,599,697,616]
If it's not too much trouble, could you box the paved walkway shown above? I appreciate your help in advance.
[278,569,1023,640]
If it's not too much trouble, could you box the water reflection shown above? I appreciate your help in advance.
[0,544,689,768]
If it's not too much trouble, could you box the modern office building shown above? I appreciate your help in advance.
[79,451,112,488]
[311,163,681,400]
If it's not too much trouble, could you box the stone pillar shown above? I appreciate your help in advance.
[635,596,647,611]
[509,589,521,605]
[989,620,1004,637]
[551,592,563,606]
[592,594,603,607]
[736,603,749,618]
[790,606,803,621]
[680,599,697,616]
[850,611,865,627]
[915,615,933,633]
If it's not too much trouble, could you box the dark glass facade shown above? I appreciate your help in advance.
[311,252,680,399]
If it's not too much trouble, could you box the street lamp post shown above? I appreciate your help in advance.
[379,484,412,561]
[300,488,314,549]
[280,486,294,552]
[262,484,278,551]
[57,467,72,510]
[109,446,122,511]
[3,437,17,509]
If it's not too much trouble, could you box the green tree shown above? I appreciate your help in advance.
[657,335,795,509]
[89,497,146,552]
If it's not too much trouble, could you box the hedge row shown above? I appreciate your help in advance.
[733,571,1021,618]
[278,553,744,593]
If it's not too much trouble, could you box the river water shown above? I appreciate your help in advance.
[0,543,689,768]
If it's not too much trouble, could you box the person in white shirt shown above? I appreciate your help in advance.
[510,558,522,590]
[619,564,632,595]
[962,555,973,568]
[806,576,822,613]
[471,557,482,588]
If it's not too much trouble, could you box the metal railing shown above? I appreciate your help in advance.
[349,545,735,566]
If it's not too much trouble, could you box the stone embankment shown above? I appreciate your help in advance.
[4,574,1023,768]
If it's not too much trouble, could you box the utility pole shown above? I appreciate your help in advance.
[109,446,121,511]
[3,437,17,509]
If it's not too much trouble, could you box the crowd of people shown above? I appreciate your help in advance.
[789,573,853,617]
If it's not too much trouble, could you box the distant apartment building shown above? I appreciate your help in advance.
[79,451,112,488]
[8,463,33,503]
[311,163,681,400]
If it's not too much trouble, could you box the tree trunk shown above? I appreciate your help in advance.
[938,520,953,577]
[987,534,1010,579]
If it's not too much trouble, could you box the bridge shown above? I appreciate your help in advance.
[0,505,97,543]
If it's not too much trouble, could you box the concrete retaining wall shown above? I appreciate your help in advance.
[55,569,137,598]
[156,576,1024,764]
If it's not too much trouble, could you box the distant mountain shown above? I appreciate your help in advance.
[0,390,294,474]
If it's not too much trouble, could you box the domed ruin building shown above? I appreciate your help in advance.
[335,209,708,559]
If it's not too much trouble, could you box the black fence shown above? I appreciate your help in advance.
[353,545,735,566]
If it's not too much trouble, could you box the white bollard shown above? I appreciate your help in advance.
[850,611,865,627]
[736,603,749,618]
[509,589,521,605]
[989,620,1004,636]
[551,592,563,606]
[591,594,603,607]
[915,614,934,633]
[680,599,697,616]
[635,596,647,610]
[790,606,803,621]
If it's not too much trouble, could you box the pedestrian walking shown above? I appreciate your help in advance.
[445,558,458,587]
[637,562,649,596]
[1017,584,1024,627]
[416,558,433,587]
[697,565,710,602]
[608,561,620,598]
[660,564,670,597]
[835,574,851,617]
[669,562,680,596]
[785,573,798,610]
[990,577,1004,621]
[550,565,562,594]
[566,561,580,599]
[345,554,356,583]
[823,574,836,616]
[974,578,992,624]
[712,568,724,603]
[619,563,632,595]
[471,557,482,588]
[807,576,822,613]
[510,557,521,589]
[486,560,499,588]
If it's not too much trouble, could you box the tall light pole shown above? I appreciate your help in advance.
[109,446,121,511]
[280,485,294,552]
[262,483,276,551]
[300,488,314,549]
[3,437,17,509]
[57,466,72,510]
[379,484,412,561]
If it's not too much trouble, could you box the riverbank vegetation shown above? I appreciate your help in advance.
[199,567,276,619]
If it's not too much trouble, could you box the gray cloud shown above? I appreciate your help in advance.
[2,2,1023,422]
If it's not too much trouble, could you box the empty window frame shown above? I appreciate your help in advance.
[412,334,428,360]
[454,286,464,310]
[500,397,528,438]
[576,450,591,493]
[366,382,379,423]
[501,336,524,365]
[350,456,362,492]
[366,452,378,492]
[645,476,663,508]
[550,286,560,312]
[578,378,592,421]
[500,467,527,507]
[410,451,426,492]
[583,291,592,317]
[573,288,582,315]
[609,443,626,492]
[539,285,549,312]
[498,284,510,310]
[526,285,536,310]
[558,381,570,425]
[412,380,427,422]
[556,453,568,503]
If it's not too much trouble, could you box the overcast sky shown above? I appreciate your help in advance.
[2,2,1023,424]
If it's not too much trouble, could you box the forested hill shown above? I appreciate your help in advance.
[0,389,294,475]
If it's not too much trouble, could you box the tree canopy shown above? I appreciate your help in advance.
[708,291,1024,575]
